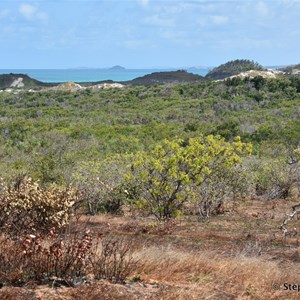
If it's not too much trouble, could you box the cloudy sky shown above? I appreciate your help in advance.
[0,0,299,68]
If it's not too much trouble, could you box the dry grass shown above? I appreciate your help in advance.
[2,198,300,299]
[133,246,299,299]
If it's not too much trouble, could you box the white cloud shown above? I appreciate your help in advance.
[256,1,270,17]
[211,15,229,25]
[144,15,174,27]
[137,0,150,8]
[19,4,36,20]
[19,4,47,21]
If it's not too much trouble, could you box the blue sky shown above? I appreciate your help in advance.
[0,0,299,69]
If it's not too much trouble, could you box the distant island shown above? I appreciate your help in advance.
[109,65,126,70]
[68,65,127,70]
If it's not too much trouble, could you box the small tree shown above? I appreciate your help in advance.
[73,154,133,215]
[126,135,251,221]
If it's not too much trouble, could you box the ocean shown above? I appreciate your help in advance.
[0,68,209,83]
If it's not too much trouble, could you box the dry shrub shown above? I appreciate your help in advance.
[0,236,25,286]
[90,237,136,283]
[0,232,136,287]
[0,230,93,286]
[0,176,79,236]
[20,230,94,284]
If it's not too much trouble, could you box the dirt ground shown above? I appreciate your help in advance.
[2,198,300,300]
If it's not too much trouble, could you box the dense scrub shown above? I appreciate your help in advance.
[0,76,299,204]
[0,76,299,184]
[0,76,299,215]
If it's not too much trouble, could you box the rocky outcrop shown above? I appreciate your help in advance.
[10,77,25,88]
[225,69,282,80]
[0,74,55,90]
[50,82,84,91]
[91,83,124,90]
[48,82,124,91]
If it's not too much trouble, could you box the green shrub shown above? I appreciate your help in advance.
[73,155,133,215]
[126,135,252,221]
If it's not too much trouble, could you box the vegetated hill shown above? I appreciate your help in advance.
[278,63,300,75]
[205,59,265,80]
[0,73,55,90]
[128,70,204,86]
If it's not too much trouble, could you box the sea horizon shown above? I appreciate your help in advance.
[0,68,210,83]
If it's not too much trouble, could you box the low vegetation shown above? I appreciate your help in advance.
[0,66,300,298]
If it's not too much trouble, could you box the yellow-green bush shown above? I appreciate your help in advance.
[126,135,252,221]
